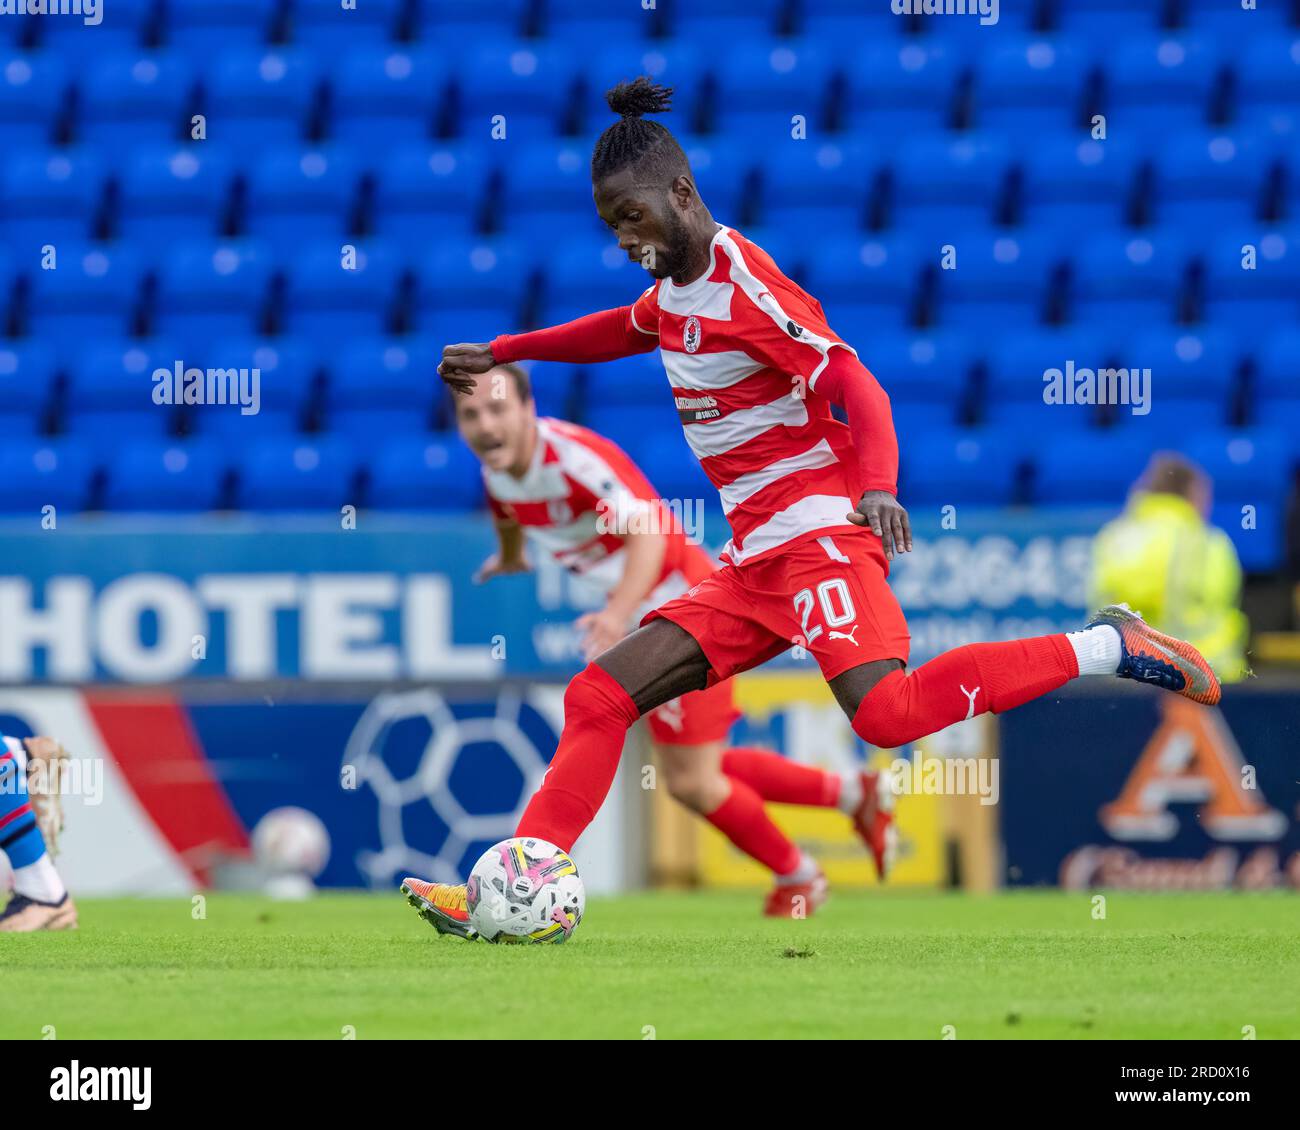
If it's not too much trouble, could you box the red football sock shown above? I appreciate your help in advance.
[515,663,640,852]
[705,778,803,876]
[721,747,841,807]
[853,635,1078,749]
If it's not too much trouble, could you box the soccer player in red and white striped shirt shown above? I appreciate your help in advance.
[418,79,1221,935]
[402,367,892,932]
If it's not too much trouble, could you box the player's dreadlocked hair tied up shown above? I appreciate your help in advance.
[592,77,689,183]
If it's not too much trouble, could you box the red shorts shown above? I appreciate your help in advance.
[644,529,911,684]
[644,679,741,747]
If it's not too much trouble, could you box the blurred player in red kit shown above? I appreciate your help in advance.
[406,79,1221,938]
[402,365,894,931]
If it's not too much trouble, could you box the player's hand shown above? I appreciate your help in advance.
[473,553,531,584]
[576,608,627,661]
[848,489,913,560]
[439,342,497,394]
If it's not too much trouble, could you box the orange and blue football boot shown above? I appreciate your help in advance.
[400,878,477,940]
[1087,603,1222,706]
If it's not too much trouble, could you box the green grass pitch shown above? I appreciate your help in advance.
[1,891,1296,1039]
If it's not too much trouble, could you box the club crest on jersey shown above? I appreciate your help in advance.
[547,498,573,524]
[683,316,702,354]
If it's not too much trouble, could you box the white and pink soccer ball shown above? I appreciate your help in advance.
[466,837,585,944]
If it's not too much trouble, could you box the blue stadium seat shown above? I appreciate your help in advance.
[411,0,532,38]
[931,229,1062,329]
[64,339,181,442]
[1200,227,1300,334]
[972,37,1091,134]
[843,41,962,140]
[1067,230,1190,327]
[165,0,276,58]
[236,436,358,511]
[329,46,443,144]
[545,0,658,43]
[931,0,1039,40]
[0,149,106,254]
[242,146,361,254]
[674,135,760,225]
[153,240,272,347]
[981,327,1109,431]
[38,0,154,62]
[0,249,13,333]
[583,354,668,410]
[325,336,437,436]
[1052,0,1167,43]
[79,52,193,148]
[184,336,318,438]
[0,441,96,514]
[1020,135,1140,230]
[291,0,403,45]
[1033,432,1153,506]
[1153,131,1272,227]
[1129,325,1238,401]
[116,145,234,242]
[0,51,68,147]
[861,330,973,404]
[795,0,901,40]
[661,0,785,41]
[0,8,31,47]
[281,240,403,343]
[902,429,1022,506]
[413,237,530,334]
[579,43,705,132]
[205,48,319,152]
[712,40,836,137]
[1182,0,1291,35]
[0,342,57,435]
[1105,35,1220,136]
[890,134,1011,233]
[26,243,144,340]
[1117,325,1238,441]
[617,426,717,505]
[500,140,608,238]
[1187,428,1292,571]
[541,236,653,326]
[103,440,228,511]
[367,433,484,512]
[1252,328,1300,440]
[458,42,578,139]
[889,398,963,438]
[522,362,577,420]
[1235,34,1300,137]
[805,235,923,330]
[371,144,492,243]
[757,139,878,233]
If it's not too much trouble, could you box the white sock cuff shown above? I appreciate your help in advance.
[1067,624,1122,677]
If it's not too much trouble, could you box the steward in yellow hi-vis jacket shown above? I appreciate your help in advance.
[1090,455,1249,683]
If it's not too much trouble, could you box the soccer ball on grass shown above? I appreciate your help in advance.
[466,837,585,944]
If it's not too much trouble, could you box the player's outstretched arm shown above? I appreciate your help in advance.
[439,305,656,395]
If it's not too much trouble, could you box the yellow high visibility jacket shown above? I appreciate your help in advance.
[1089,491,1249,682]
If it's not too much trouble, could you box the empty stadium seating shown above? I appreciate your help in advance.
[0,0,1294,572]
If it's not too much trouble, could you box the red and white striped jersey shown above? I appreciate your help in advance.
[483,416,711,597]
[633,226,863,566]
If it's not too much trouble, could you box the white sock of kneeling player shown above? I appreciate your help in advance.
[14,854,67,904]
